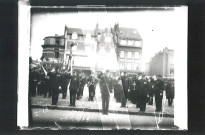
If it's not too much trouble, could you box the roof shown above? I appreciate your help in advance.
[82,30,95,36]
[118,27,142,40]
[44,35,64,39]
[66,27,83,35]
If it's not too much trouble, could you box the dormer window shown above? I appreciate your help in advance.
[133,31,137,34]
[55,38,59,45]
[72,32,78,40]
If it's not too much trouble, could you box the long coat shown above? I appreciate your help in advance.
[166,83,174,99]
[154,79,164,97]
[99,74,110,96]
[69,75,80,93]
[139,79,148,96]
[121,75,131,98]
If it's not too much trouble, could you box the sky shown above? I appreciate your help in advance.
[31,7,187,71]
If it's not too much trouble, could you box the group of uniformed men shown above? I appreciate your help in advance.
[29,66,174,115]
[113,72,175,113]
[29,66,97,106]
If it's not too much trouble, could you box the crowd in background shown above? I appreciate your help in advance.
[29,65,174,115]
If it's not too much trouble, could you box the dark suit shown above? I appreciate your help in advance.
[99,73,110,114]
[147,79,154,105]
[154,79,164,111]
[166,83,174,106]
[61,73,70,99]
[87,76,96,101]
[121,75,131,107]
[77,75,86,100]
[51,72,61,105]
[139,79,148,111]
[69,75,80,106]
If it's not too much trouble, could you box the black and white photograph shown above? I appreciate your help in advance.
[18,5,187,130]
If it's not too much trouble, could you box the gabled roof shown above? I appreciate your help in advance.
[66,27,83,35]
[44,35,64,39]
[118,27,142,40]
[82,30,95,36]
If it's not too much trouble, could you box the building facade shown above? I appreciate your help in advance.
[149,47,174,78]
[41,24,143,75]
[63,26,98,74]
[112,24,143,75]
[41,34,65,62]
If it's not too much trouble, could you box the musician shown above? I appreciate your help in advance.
[87,73,97,101]
[77,72,87,100]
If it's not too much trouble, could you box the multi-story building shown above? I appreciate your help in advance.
[40,24,143,75]
[41,34,65,62]
[94,25,118,73]
[149,47,174,78]
[63,26,98,74]
[112,23,143,75]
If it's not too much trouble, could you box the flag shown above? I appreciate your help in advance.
[41,65,47,76]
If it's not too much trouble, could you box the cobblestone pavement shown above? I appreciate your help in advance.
[31,84,174,116]
[31,108,176,130]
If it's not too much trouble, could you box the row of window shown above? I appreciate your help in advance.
[120,39,142,47]
[44,38,64,45]
[119,61,140,70]
[120,51,140,59]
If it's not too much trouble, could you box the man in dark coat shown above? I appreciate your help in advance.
[44,69,52,98]
[121,72,131,107]
[61,70,70,99]
[69,71,80,106]
[147,77,154,105]
[107,75,114,93]
[114,78,123,103]
[77,73,86,100]
[29,68,38,97]
[135,75,140,108]
[51,68,62,105]
[153,75,164,112]
[138,75,148,112]
[98,70,110,115]
[87,74,97,101]
[166,81,174,106]
[129,75,137,104]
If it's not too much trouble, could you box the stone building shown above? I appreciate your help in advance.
[149,47,174,78]
[41,34,65,62]
[112,23,143,75]
[41,24,143,75]
[94,24,118,73]
[63,26,98,74]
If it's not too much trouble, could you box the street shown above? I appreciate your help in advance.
[30,84,176,130]
[31,108,175,130]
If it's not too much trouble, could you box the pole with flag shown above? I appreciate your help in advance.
[41,65,47,76]
[63,25,68,69]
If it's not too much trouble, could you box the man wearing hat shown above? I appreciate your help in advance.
[138,75,148,112]
[51,67,62,105]
[98,70,110,114]
[166,81,174,106]
[68,71,80,106]
[121,72,131,107]
[61,69,70,99]
[153,75,164,112]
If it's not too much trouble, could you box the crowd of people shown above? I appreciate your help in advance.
[29,65,174,115]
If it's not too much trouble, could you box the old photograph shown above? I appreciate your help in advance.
[18,6,187,130]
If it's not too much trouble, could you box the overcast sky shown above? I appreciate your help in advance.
[31,7,187,71]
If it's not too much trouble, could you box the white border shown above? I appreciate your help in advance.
[17,1,30,127]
